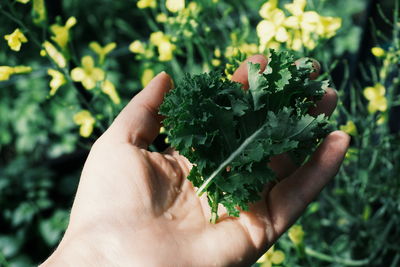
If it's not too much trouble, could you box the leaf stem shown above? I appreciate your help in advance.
[210,189,219,224]
[196,123,266,196]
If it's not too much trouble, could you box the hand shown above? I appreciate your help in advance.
[41,55,350,267]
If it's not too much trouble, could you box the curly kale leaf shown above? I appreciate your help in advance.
[159,50,332,222]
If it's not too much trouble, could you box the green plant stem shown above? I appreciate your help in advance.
[210,189,219,224]
[304,247,370,266]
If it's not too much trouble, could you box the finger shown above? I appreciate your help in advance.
[107,72,173,148]
[294,58,321,80]
[231,54,268,89]
[267,131,350,234]
[309,87,338,117]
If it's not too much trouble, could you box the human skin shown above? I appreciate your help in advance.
[40,55,349,267]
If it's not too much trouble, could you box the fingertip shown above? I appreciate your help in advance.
[232,54,268,89]
[328,130,351,148]
[295,58,321,80]
[309,88,338,117]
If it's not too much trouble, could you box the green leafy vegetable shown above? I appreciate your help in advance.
[159,50,332,223]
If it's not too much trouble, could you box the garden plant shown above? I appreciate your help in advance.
[0,0,399,266]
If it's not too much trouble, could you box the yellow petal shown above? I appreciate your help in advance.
[374,83,386,96]
[257,20,276,44]
[89,42,102,54]
[256,253,267,263]
[375,96,388,112]
[0,66,15,81]
[371,47,385,57]
[285,0,306,16]
[65,17,77,28]
[271,250,285,264]
[82,77,96,90]
[288,225,305,245]
[318,16,342,38]
[137,0,157,9]
[150,31,166,46]
[275,27,288,42]
[104,42,117,53]
[363,86,378,101]
[271,9,286,25]
[101,80,120,104]
[259,0,278,19]
[43,41,67,68]
[129,40,146,54]
[82,56,95,70]
[141,69,155,87]
[70,67,85,82]
[80,122,94,137]
[73,110,94,124]
[166,0,185,13]
[156,13,168,23]
[301,11,320,31]
[13,66,32,74]
[339,121,358,136]
[158,41,175,61]
[47,69,66,96]
[91,68,105,81]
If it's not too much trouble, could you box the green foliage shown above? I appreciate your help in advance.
[0,0,399,266]
[160,50,331,220]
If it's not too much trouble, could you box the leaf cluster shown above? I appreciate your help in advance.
[159,50,332,220]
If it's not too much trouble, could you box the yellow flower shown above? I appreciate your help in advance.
[239,43,259,55]
[73,110,95,138]
[0,66,15,81]
[257,246,285,267]
[47,69,66,96]
[156,13,168,23]
[288,225,305,246]
[158,40,176,61]
[340,121,358,136]
[317,16,342,38]
[166,0,185,13]
[42,41,67,68]
[101,80,120,104]
[371,47,385,58]
[363,83,388,113]
[211,59,221,67]
[214,48,221,58]
[4,28,28,51]
[141,69,155,87]
[33,0,46,24]
[283,0,341,47]
[0,65,32,81]
[150,31,166,46]
[284,5,320,33]
[50,17,77,49]
[129,40,146,54]
[16,0,30,3]
[71,56,105,90]
[137,0,156,9]
[257,9,288,51]
[159,126,166,134]
[149,32,176,61]
[89,42,116,64]
[259,0,278,19]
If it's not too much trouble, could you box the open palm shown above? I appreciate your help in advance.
[42,55,349,267]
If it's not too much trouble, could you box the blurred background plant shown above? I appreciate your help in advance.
[0,0,398,266]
